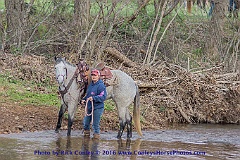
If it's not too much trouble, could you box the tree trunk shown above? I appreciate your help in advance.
[74,0,90,29]
[74,0,90,59]
[208,0,227,62]
[5,0,29,51]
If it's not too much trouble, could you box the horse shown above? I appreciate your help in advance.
[54,57,86,136]
[54,57,143,138]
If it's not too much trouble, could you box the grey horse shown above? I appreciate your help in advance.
[54,57,86,136]
[54,57,142,138]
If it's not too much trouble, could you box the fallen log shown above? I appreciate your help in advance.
[103,47,136,67]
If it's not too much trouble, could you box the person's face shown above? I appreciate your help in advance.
[91,74,100,83]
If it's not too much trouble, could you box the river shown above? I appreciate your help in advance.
[0,124,239,160]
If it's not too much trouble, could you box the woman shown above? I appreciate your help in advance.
[81,69,107,139]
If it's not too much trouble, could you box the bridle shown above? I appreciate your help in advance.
[56,61,87,101]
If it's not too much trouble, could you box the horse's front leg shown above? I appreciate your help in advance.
[67,114,73,136]
[67,104,77,136]
[55,104,67,133]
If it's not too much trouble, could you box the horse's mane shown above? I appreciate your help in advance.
[55,57,75,67]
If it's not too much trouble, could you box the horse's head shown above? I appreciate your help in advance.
[54,57,67,86]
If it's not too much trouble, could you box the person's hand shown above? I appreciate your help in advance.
[81,100,86,105]
[87,97,93,101]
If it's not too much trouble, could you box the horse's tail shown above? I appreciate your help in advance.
[133,84,143,137]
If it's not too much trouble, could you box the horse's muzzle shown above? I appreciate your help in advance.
[57,75,64,85]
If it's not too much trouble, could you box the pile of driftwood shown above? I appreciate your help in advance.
[103,47,240,125]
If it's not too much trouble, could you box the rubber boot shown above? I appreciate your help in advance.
[84,130,90,137]
[93,134,100,140]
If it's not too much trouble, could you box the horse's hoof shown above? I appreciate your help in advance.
[127,135,132,138]
[55,130,59,133]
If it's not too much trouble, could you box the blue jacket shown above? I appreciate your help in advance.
[83,79,107,112]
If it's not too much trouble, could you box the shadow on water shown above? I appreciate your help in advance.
[0,124,239,160]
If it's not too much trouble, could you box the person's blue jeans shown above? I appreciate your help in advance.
[83,107,104,134]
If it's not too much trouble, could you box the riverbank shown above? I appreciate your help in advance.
[0,101,167,134]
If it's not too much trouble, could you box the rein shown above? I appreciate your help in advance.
[59,68,86,104]
[58,60,90,105]
[59,69,78,96]
[85,99,94,124]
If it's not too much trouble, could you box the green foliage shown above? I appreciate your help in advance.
[159,106,166,112]
[0,0,4,10]
[37,24,48,39]
[64,113,68,119]
[140,116,144,123]
[104,99,115,111]
[0,74,60,107]
[192,47,203,57]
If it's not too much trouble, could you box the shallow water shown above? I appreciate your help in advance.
[0,124,239,160]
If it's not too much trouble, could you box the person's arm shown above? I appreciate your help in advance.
[92,84,107,102]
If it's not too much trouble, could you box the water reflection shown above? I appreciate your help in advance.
[81,137,100,160]
[117,138,131,150]
[54,135,101,160]
[117,138,142,160]
[55,136,72,152]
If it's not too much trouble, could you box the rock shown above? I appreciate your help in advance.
[16,125,24,131]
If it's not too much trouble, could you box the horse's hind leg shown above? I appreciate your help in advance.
[67,106,77,136]
[117,118,126,139]
[126,115,132,138]
[117,106,133,138]
[117,106,127,139]
[55,104,67,133]
[117,115,132,138]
